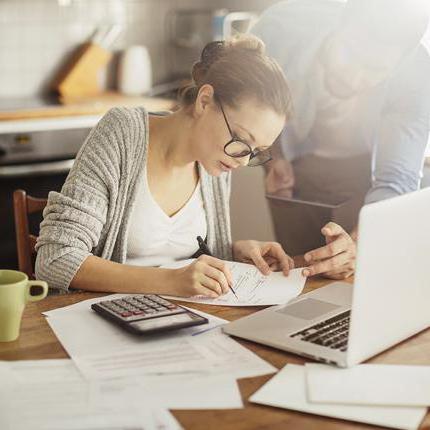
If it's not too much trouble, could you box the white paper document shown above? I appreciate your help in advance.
[162,259,306,306]
[45,308,217,380]
[45,295,275,381]
[306,363,430,407]
[45,295,225,379]
[0,359,182,430]
[250,364,427,430]
[188,327,277,380]
[70,339,213,380]
[139,373,243,410]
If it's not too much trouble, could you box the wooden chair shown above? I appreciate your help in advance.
[13,190,48,279]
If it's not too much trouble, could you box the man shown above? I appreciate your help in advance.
[252,0,430,278]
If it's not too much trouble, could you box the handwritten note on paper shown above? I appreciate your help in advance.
[162,259,306,306]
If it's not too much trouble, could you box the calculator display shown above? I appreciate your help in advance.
[130,313,198,331]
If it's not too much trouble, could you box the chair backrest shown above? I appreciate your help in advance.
[13,190,48,279]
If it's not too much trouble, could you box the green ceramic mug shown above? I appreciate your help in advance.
[0,270,48,342]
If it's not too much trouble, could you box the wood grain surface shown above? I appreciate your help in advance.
[1,270,429,430]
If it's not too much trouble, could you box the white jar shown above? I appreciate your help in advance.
[118,45,152,96]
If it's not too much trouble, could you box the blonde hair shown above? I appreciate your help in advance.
[179,34,292,118]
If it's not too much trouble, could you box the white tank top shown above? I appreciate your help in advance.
[126,168,207,267]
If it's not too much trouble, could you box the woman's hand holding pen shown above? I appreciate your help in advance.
[232,240,294,276]
[169,255,233,298]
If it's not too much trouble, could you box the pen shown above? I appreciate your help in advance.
[191,324,225,336]
[196,236,239,300]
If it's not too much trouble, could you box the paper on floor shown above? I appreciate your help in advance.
[250,364,427,430]
[0,359,182,430]
[306,363,430,407]
[162,259,306,306]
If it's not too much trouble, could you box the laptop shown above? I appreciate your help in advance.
[266,192,364,256]
[223,187,430,367]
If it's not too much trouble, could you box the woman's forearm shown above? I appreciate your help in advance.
[70,255,173,294]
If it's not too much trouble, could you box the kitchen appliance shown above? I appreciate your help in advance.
[0,126,92,269]
[118,45,152,96]
[165,8,259,82]
[167,9,258,47]
[222,12,258,39]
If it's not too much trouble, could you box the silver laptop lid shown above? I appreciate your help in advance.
[347,187,430,367]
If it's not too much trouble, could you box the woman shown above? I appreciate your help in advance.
[35,35,340,297]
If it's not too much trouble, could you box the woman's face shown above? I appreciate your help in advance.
[191,86,286,176]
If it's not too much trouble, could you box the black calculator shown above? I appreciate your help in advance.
[91,295,208,335]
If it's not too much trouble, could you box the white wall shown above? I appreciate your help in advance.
[0,0,222,97]
[0,0,279,98]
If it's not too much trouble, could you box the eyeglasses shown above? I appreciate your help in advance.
[218,100,272,167]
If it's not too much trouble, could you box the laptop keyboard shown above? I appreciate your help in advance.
[290,310,350,351]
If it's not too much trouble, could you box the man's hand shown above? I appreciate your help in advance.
[302,222,356,279]
[233,240,294,276]
[265,159,295,198]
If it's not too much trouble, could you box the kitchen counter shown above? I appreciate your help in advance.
[0,92,176,124]
[0,115,102,134]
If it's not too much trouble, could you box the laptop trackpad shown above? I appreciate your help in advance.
[277,298,340,320]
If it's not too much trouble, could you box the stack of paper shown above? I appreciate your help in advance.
[250,364,428,430]
[0,358,248,430]
[161,259,306,306]
[12,260,302,428]
[39,293,277,428]
[0,359,182,430]
[44,295,276,381]
[305,363,430,407]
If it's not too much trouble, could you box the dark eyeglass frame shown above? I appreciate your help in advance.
[217,99,272,167]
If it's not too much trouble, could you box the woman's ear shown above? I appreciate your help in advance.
[193,84,215,118]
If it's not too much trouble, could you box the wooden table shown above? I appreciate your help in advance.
[1,275,429,430]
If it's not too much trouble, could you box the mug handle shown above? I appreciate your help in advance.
[26,281,48,302]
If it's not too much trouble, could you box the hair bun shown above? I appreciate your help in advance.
[191,37,265,85]
[180,34,291,120]
[191,61,206,85]
[192,41,225,84]
[201,41,225,66]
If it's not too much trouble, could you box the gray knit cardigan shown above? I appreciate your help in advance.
[35,107,233,292]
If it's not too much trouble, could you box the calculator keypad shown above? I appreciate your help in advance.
[99,295,185,321]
